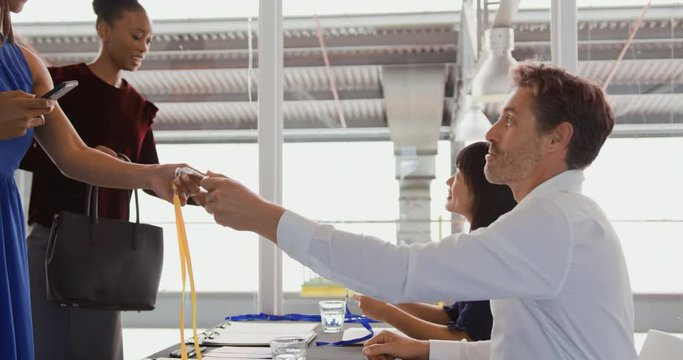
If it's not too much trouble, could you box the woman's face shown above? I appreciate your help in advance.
[9,0,28,13]
[445,170,474,220]
[101,9,153,71]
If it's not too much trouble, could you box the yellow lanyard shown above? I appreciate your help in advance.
[173,189,203,360]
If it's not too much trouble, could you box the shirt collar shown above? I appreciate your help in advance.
[522,169,585,203]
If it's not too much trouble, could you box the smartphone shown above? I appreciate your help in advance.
[40,80,79,100]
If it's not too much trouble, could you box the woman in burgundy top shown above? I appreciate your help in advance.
[20,0,157,358]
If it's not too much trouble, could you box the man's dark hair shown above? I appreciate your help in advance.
[511,62,615,169]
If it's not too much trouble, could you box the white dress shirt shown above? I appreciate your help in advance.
[278,170,637,359]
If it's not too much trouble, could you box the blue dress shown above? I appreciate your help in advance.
[0,40,36,360]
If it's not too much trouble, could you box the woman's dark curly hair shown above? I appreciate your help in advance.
[93,0,145,25]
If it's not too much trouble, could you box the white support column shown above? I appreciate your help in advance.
[551,0,578,74]
[258,0,283,315]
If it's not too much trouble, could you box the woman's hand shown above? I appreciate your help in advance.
[148,163,194,204]
[362,330,429,360]
[354,294,395,322]
[173,168,207,206]
[0,90,54,140]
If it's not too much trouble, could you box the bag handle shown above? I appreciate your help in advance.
[116,153,143,252]
[84,183,98,222]
[116,153,141,225]
[83,153,141,225]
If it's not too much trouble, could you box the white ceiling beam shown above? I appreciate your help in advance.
[551,0,578,74]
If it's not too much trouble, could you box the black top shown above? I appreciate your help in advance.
[443,301,493,341]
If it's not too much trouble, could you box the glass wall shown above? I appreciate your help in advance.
[138,144,260,293]
[10,0,683,358]
[586,138,683,294]
[281,140,457,293]
[278,0,461,310]
[579,2,683,323]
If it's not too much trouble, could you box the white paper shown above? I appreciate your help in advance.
[203,346,272,358]
[202,322,318,346]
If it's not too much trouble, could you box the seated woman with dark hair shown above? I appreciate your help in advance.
[354,141,516,342]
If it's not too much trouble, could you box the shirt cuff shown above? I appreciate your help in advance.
[430,339,462,360]
[276,210,317,264]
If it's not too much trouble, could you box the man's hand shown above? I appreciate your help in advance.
[170,166,206,204]
[189,191,208,207]
[354,294,395,322]
[362,331,429,360]
[194,171,285,241]
[0,90,54,140]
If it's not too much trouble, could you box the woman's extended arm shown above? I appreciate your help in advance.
[395,302,453,324]
[356,295,470,341]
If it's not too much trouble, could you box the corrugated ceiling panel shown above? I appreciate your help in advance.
[482,94,683,121]
[155,99,385,128]
[125,66,382,95]
[579,59,683,84]
[126,69,248,95]
[156,102,256,126]
[125,58,680,100]
[610,94,683,117]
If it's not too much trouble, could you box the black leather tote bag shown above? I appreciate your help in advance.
[46,181,163,311]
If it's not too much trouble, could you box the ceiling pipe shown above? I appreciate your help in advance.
[470,0,521,105]
[471,26,517,104]
[491,0,521,27]
[453,94,491,142]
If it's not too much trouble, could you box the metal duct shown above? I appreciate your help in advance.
[383,65,447,244]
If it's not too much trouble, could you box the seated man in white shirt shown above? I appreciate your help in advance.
[178,62,637,360]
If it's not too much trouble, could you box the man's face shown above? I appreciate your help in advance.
[484,87,545,186]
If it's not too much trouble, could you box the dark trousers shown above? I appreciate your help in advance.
[28,224,123,360]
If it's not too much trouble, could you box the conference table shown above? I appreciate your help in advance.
[144,322,389,359]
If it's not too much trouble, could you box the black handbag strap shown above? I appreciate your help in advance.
[83,152,141,225]
[85,183,98,222]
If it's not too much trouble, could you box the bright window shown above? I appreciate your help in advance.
[136,144,260,292]
[585,137,683,293]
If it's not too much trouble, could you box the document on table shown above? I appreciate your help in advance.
[203,346,272,358]
[201,322,318,346]
[341,327,404,345]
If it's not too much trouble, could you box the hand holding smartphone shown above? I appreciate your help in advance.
[40,80,78,100]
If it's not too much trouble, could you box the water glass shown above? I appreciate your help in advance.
[270,336,307,360]
[318,300,346,333]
